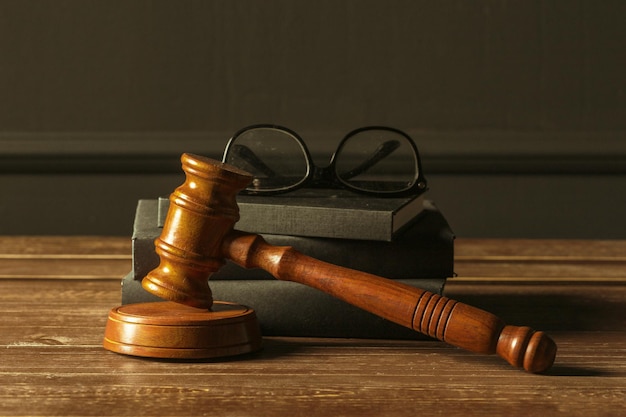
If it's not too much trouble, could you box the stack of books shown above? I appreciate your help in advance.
[121,189,455,339]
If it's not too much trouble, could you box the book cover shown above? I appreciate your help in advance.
[158,188,426,241]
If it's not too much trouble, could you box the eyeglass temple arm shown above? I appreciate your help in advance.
[338,140,400,180]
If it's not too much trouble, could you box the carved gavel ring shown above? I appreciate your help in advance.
[104,153,557,373]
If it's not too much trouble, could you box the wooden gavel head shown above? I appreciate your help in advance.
[141,153,253,309]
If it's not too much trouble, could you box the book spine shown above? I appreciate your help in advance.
[237,202,398,241]
[121,272,446,340]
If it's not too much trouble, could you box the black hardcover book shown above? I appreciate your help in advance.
[158,189,426,241]
[123,198,454,339]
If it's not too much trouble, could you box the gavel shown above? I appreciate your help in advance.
[105,153,556,373]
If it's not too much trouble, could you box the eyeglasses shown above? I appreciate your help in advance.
[222,124,427,197]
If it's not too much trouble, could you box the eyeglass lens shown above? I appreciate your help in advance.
[335,129,419,193]
[223,127,309,192]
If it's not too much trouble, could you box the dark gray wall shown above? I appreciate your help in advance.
[1,1,625,238]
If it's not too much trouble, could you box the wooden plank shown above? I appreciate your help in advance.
[0,258,130,279]
[454,239,626,281]
[2,236,626,281]
[0,333,624,417]
[0,236,130,255]
[0,236,131,279]
[456,238,626,258]
[1,235,626,417]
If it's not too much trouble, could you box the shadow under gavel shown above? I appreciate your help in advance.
[108,153,556,373]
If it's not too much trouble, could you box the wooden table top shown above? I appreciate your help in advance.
[1,236,625,416]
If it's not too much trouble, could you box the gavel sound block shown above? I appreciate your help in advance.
[103,154,557,373]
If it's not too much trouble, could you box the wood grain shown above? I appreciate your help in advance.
[4,237,624,281]
[1,279,624,417]
[454,238,626,281]
[0,236,130,279]
[0,237,625,416]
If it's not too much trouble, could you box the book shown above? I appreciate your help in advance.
[158,188,426,241]
[123,198,454,339]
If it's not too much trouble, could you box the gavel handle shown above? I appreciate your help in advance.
[223,231,556,373]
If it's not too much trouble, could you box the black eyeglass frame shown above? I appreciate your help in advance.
[222,123,428,198]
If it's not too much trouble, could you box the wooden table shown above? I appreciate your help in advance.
[1,237,624,416]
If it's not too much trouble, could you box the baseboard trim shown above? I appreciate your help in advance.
[2,130,625,174]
